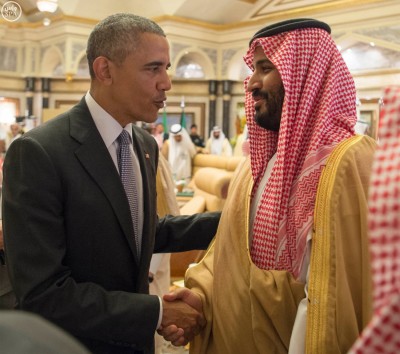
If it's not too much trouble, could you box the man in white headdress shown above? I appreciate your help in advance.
[161,123,196,182]
[205,126,232,157]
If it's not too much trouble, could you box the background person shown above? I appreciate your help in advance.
[161,123,196,183]
[152,122,165,150]
[349,86,400,354]
[189,124,205,152]
[0,310,91,354]
[5,122,23,151]
[204,126,232,157]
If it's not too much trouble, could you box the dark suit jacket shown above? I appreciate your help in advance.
[2,98,220,354]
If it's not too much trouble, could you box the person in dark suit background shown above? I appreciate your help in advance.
[0,310,91,354]
[2,13,219,354]
[189,123,205,150]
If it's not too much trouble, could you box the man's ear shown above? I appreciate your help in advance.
[92,56,112,85]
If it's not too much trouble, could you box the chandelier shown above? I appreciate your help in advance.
[37,0,58,13]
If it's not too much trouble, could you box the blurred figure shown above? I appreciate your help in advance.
[162,123,196,182]
[349,86,400,354]
[189,124,205,151]
[233,124,249,156]
[205,126,232,157]
[0,310,91,354]
[152,122,165,150]
[5,123,23,151]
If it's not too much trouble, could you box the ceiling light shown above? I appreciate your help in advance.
[37,0,58,13]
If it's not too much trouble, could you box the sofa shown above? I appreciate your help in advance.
[184,154,245,212]
[170,154,245,278]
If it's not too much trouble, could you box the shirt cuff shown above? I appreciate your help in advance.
[157,296,163,329]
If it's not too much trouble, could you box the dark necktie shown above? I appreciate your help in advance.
[117,130,140,258]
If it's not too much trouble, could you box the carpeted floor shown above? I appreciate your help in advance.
[161,340,189,354]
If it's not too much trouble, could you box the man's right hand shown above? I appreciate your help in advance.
[158,288,205,346]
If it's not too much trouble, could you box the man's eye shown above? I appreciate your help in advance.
[146,65,160,72]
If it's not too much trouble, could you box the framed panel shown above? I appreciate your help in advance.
[355,110,378,139]
[157,101,206,138]
[357,98,380,140]
[156,112,194,132]
[55,100,79,109]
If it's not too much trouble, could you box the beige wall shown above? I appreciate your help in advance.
[1,3,399,139]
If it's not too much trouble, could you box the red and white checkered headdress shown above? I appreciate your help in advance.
[349,87,400,353]
[244,21,356,277]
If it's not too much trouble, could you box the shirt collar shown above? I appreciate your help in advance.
[85,91,133,147]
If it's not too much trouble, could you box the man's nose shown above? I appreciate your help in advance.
[159,72,172,91]
[246,73,261,92]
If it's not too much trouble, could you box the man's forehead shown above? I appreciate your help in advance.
[252,47,272,64]
[134,33,170,62]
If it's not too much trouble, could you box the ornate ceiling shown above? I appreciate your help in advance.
[2,0,398,29]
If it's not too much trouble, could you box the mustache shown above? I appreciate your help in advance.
[252,89,268,100]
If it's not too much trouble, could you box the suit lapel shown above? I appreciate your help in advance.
[69,99,140,263]
[131,125,153,265]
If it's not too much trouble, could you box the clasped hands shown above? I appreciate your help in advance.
[158,288,205,346]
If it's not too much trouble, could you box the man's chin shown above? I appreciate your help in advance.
[254,114,279,132]
[142,115,158,124]
[254,113,266,128]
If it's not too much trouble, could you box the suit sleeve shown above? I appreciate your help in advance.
[154,212,220,253]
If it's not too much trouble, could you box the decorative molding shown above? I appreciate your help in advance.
[356,27,400,46]
[171,42,190,60]
[222,48,240,77]
[0,46,17,72]
[199,47,217,76]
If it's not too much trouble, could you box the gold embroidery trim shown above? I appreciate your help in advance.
[306,135,363,352]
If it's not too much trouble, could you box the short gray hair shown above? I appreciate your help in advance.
[86,13,166,78]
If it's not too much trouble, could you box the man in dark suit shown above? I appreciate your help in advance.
[2,13,220,354]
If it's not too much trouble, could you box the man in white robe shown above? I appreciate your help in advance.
[204,126,232,157]
[162,124,196,183]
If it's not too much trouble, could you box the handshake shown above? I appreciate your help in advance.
[158,287,205,347]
